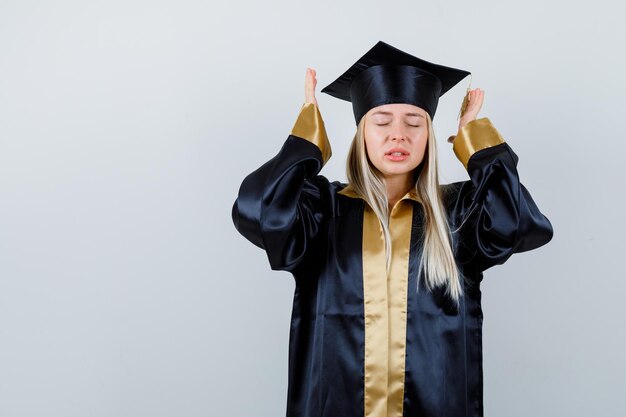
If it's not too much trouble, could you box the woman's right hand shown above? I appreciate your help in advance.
[305,67,318,106]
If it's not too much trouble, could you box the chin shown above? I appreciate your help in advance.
[380,165,414,176]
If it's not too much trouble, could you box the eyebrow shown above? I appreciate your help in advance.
[371,111,425,118]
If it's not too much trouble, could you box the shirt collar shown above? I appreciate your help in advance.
[338,184,421,203]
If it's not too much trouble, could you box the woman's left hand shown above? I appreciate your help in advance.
[448,88,484,143]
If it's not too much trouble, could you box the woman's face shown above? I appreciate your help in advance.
[363,103,429,179]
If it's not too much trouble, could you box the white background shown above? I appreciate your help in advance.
[1,0,624,416]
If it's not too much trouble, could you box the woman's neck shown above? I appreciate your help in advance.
[385,173,414,210]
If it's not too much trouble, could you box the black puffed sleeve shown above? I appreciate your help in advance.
[447,117,554,273]
[231,102,332,273]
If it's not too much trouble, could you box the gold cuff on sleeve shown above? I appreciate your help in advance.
[290,102,332,165]
[452,117,506,170]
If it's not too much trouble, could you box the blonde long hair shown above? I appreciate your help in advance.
[346,111,463,305]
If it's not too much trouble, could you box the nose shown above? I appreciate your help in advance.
[388,122,408,141]
[390,131,407,141]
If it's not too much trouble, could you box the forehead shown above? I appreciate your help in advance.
[367,103,427,117]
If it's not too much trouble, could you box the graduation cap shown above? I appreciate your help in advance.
[321,40,472,125]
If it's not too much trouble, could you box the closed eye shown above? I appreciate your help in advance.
[376,123,420,127]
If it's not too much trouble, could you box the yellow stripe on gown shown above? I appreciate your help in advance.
[361,195,416,417]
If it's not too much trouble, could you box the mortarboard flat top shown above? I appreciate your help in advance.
[321,40,471,124]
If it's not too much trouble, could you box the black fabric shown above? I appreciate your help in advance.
[231,133,553,417]
[320,40,471,123]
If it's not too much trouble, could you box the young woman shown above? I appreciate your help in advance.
[231,41,553,417]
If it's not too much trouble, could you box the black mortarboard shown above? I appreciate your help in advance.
[321,40,471,125]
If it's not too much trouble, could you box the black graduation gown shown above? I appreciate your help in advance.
[231,102,554,417]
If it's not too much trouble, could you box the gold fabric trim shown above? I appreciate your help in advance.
[363,203,389,417]
[338,185,420,203]
[386,200,412,417]
[452,117,506,170]
[289,102,332,165]
[337,186,361,199]
[362,196,414,417]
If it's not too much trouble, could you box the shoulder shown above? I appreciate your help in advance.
[312,179,364,217]
[439,180,474,222]
[303,175,351,206]
[440,180,467,205]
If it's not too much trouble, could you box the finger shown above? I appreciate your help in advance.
[305,68,317,104]
[305,69,313,102]
[470,89,479,110]
[476,90,484,107]
[472,92,483,114]
[307,68,316,87]
[473,90,483,109]
[474,88,483,109]
[467,90,478,112]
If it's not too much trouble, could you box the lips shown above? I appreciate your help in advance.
[385,148,410,156]
[384,148,410,162]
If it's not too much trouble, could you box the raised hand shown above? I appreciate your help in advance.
[305,67,318,106]
[459,88,484,129]
[448,88,485,143]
